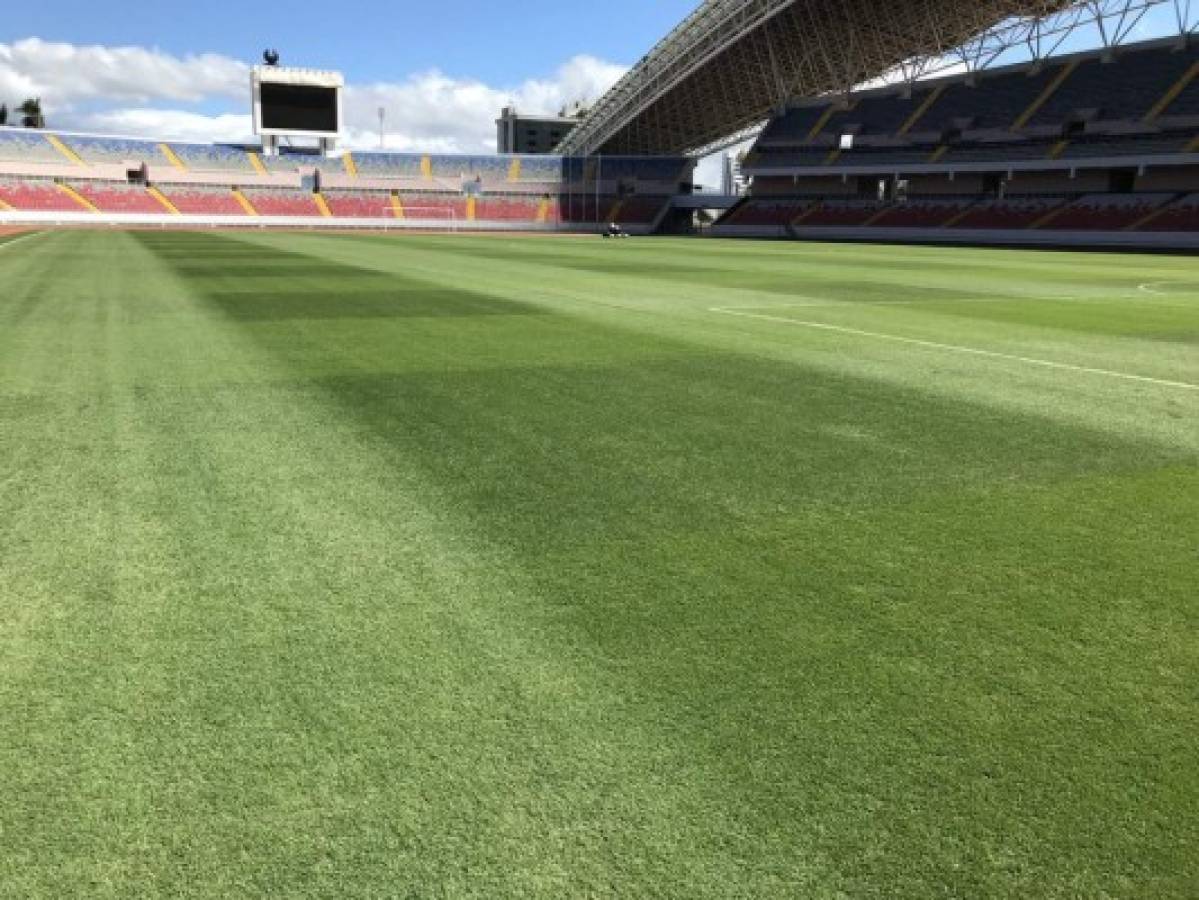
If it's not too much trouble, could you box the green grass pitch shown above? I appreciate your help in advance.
[1,229,1196,896]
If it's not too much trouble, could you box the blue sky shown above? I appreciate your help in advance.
[4,0,697,86]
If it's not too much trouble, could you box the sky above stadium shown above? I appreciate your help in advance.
[0,0,696,151]
[0,0,1188,169]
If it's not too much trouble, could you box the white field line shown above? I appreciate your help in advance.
[715,294,1092,310]
[710,306,1199,392]
[0,231,46,253]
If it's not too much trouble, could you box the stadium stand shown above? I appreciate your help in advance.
[66,136,162,166]
[1138,192,1199,230]
[394,192,468,219]
[719,36,1199,244]
[1040,192,1175,230]
[323,189,395,218]
[352,153,426,179]
[1030,44,1199,125]
[0,177,87,211]
[71,180,163,213]
[0,130,67,164]
[168,143,257,173]
[949,195,1069,229]
[158,184,247,216]
[474,195,545,221]
[869,196,978,228]
[240,188,320,216]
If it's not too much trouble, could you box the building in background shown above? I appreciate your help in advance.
[496,105,579,154]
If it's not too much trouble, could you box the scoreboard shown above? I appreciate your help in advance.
[251,66,344,139]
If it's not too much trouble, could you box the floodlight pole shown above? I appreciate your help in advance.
[378,107,386,150]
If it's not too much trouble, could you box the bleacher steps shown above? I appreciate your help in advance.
[45,134,85,166]
[313,193,332,217]
[1144,60,1199,122]
[231,189,258,216]
[791,203,822,227]
[343,153,358,177]
[56,183,98,212]
[1011,60,1080,131]
[507,158,521,182]
[159,143,187,170]
[806,102,849,143]
[1185,135,1199,153]
[1048,140,1071,159]
[465,196,477,221]
[606,199,624,223]
[388,193,405,218]
[535,197,551,223]
[927,145,949,163]
[861,206,892,227]
[248,152,268,176]
[823,148,843,166]
[1029,202,1070,229]
[898,85,946,136]
[420,156,433,180]
[1126,196,1179,231]
[941,203,977,228]
[0,197,12,211]
[147,186,180,214]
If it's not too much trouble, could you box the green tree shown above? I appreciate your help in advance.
[19,98,44,129]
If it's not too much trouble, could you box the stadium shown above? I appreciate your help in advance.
[1,0,1196,895]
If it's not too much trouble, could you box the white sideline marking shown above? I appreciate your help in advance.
[710,306,1199,392]
[716,294,1090,310]
[0,231,46,253]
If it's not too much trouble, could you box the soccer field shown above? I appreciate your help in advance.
[1,229,1196,896]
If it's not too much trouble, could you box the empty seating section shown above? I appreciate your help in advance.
[66,136,160,165]
[262,153,320,173]
[1140,193,1199,230]
[758,105,830,143]
[0,178,82,211]
[945,140,1057,162]
[169,143,255,172]
[397,193,467,219]
[516,157,562,181]
[353,153,426,178]
[954,195,1066,229]
[1032,46,1199,126]
[1043,193,1173,230]
[159,184,245,215]
[802,199,886,227]
[71,181,162,213]
[725,199,811,227]
[871,197,976,227]
[1062,131,1192,158]
[824,89,936,137]
[753,146,834,167]
[323,190,394,217]
[241,188,318,216]
[0,129,64,164]
[475,196,543,221]
[431,155,509,182]
[1164,75,1199,117]
[920,66,1062,133]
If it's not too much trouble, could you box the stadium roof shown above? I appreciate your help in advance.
[556,0,1184,157]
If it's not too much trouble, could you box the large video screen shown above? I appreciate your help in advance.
[260,83,339,133]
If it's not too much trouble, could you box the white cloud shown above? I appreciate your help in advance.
[76,109,256,144]
[0,38,246,109]
[0,38,627,153]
